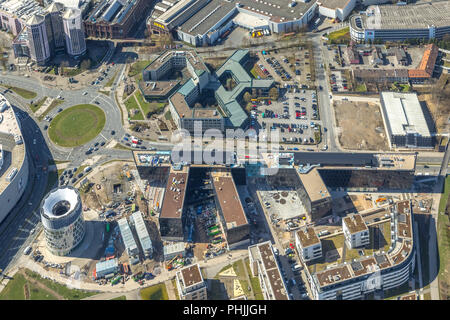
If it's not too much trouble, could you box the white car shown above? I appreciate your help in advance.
[82,92,88,95]
[322,145,328,150]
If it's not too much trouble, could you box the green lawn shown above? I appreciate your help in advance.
[124,95,144,120]
[140,283,169,300]
[24,269,96,300]
[111,295,126,300]
[128,60,151,78]
[355,83,367,92]
[7,86,37,99]
[0,273,58,300]
[135,90,165,117]
[38,99,64,121]
[244,258,264,300]
[164,111,172,121]
[327,27,350,44]
[30,96,47,113]
[438,176,450,299]
[48,104,106,147]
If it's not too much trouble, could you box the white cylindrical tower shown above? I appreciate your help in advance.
[40,186,85,256]
[62,8,86,57]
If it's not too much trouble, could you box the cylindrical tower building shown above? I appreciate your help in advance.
[26,14,51,65]
[62,8,86,58]
[40,186,85,256]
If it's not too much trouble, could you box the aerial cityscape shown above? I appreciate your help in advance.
[0,0,449,304]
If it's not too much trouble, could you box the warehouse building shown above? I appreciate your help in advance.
[118,217,139,264]
[147,0,318,46]
[0,94,28,225]
[163,241,186,260]
[131,211,153,259]
[350,1,450,42]
[249,241,289,300]
[379,92,433,149]
[317,0,356,22]
[175,264,207,300]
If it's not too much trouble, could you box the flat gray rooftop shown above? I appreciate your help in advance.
[178,0,235,36]
[319,0,352,10]
[353,1,450,30]
[381,92,431,138]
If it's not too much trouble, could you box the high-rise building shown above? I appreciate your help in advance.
[26,14,50,65]
[62,8,86,57]
[45,2,65,52]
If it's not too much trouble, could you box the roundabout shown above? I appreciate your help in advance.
[48,104,106,147]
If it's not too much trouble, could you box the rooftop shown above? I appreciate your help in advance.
[133,151,172,167]
[180,263,203,288]
[343,214,368,234]
[318,0,352,10]
[297,168,330,202]
[211,170,248,229]
[140,80,180,97]
[0,0,46,21]
[131,211,152,252]
[380,92,431,138]
[310,200,414,289]
[297,227,320,248]
[254,241,288,300]
[408,44,439,79]
[352,68,409,80]
[351,2,450,31]
[144,50,208,75]
[160,166,189,219]
[118,217,138,255]
[86,0,139,25]
[177,0,236,36]
[0,96,26,195]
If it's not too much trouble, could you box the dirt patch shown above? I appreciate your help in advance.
[334,100,388,151]
[418,93,450,135]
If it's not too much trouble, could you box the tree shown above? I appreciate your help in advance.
[243,91,252,103]
[60,60,69,76]
[269,87,279,101]
[80,59,91,71]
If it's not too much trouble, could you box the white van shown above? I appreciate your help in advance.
[24,246,32,255]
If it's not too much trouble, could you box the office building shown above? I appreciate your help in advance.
[295,227,322,262]
[62,7,86,57]
[342,214,370,248]
[40,187,85,256]
[175,264,207,300]
[248,241,289,300]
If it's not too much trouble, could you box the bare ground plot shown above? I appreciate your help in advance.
[334,100,388,151]
[418,75,450,134]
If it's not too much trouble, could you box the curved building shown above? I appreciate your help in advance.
[26,14,51,65]
[40,186,85,256]
[0,94,29,224]
[62,8,86,57]
[350,1,450,42]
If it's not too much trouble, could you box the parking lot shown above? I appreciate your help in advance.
[251,89,323,146]
[329,70,348,92]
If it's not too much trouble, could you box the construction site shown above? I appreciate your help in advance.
[333,100,389,151]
